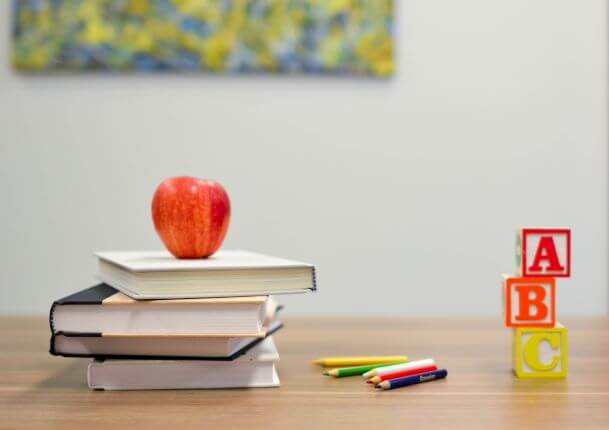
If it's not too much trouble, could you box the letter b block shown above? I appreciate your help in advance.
[504,276,555,327]
[513,323,568,378]
[516,227,571,277]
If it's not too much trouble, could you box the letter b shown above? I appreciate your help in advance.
[504,276,555,327]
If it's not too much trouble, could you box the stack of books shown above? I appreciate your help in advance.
[49,250,316,390]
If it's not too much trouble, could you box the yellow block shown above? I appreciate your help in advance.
[513,322,568,378]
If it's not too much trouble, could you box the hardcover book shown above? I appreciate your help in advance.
[50,284,278,336]
[96,250,316,299]
[51,321,283,360]
[87,337,281,390]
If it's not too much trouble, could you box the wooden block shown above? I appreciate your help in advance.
[503,275,555,327]
[512,322,568,378]
[516,227,571,277]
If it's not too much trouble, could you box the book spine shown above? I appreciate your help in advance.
[49,333,57,356]
[48,302,57,334]
[50,332,102,358]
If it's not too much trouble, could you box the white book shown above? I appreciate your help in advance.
[96,250,317,299]
[88,337,280,390]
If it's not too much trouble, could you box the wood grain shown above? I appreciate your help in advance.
[1,316,608,430]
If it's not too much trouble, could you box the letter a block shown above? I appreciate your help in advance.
[513,323,568,378]
[504,276,555,327]
[516,227,571,277]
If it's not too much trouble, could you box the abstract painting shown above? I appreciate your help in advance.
[12,0,394,76]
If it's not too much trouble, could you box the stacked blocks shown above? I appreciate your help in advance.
[504,227,571,378]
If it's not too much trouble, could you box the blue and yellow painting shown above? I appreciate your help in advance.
[12,0,394,76]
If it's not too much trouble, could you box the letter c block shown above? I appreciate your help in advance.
[513,323,568,378]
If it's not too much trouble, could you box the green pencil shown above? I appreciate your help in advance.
[323,361,406,377]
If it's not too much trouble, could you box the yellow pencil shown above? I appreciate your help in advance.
[311,356,408,367]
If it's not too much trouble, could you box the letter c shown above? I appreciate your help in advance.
[524,333,560,371]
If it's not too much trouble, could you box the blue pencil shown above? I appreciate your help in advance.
[375,369,448,390]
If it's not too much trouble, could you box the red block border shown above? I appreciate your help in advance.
[522,227,571,277]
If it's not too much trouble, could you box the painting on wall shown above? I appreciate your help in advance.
[12,0,394,77]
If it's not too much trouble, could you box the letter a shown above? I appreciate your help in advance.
[529,236,564,273]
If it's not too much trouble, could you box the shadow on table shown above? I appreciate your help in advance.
[35,360,89,389]
[3,361,89,412]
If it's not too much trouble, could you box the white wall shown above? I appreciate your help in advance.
[1,0,607,316]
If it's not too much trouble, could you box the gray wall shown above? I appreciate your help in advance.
[1,0,607,315]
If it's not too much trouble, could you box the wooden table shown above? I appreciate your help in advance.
[1,316,608,429]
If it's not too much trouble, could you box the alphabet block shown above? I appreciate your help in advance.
[516,227,571,277]
[503,276,555,327]
[512,323,568,378]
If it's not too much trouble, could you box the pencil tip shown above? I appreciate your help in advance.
[311,359,322,365]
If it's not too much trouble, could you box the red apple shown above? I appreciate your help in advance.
[151,176,231,259]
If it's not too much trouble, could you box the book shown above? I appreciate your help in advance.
[87,337,280,390]
[95,250,316,299]
[50,284,278,336]
[50,320,283,360]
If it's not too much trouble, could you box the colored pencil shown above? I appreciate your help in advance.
[375,369,448,390]
[367,364,438,384]
[324,361,406,377]
[311,356,408,367]
[362,358,435,378]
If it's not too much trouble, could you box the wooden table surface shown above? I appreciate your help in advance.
[1,316,608,429]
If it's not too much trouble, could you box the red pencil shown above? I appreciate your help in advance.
[366,364,438,385]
